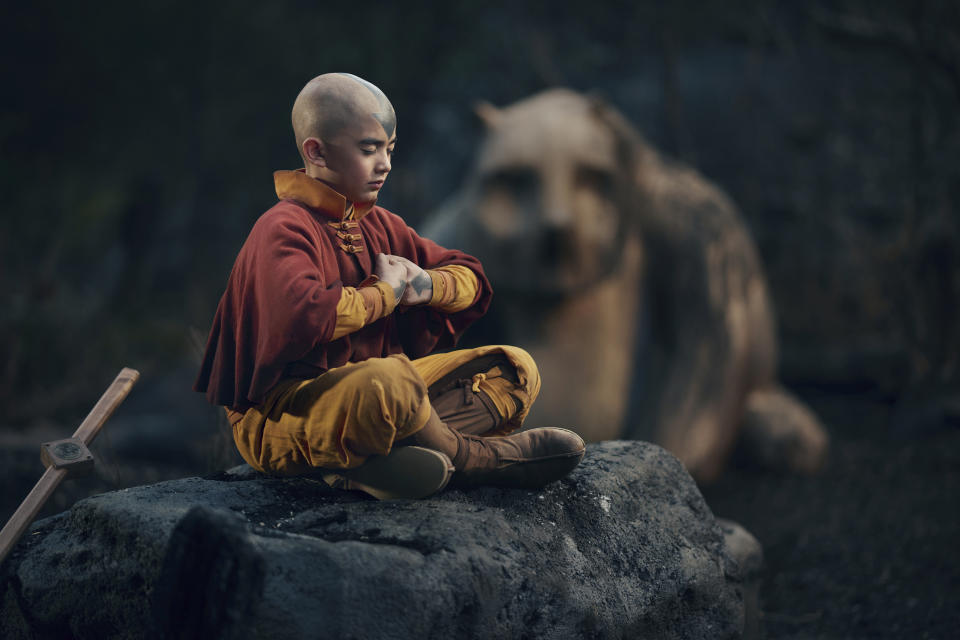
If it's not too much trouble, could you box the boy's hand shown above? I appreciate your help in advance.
[374,253,408,302]
[374,254,432,306]
[395,256,433,305]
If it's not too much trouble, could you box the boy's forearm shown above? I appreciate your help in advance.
[427,265,479,312]
[360,281,398,320]
[330,261,480,341]
[330,282,397,340]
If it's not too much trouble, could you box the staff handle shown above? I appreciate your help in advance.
[72,367,140,444]
[0,367,140,566]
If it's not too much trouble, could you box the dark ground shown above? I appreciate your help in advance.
[704,387,960,640]
[3,386,957,639]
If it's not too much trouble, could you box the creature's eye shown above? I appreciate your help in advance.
[482,168,539,197]
[574,166,614,194]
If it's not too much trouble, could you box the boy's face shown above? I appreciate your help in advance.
[321,114,396,204]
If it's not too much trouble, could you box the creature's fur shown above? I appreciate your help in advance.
[423,89,828,483]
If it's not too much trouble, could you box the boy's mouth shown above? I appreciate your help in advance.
[368,180,385,189]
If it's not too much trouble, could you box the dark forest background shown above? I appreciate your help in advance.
[2,0,957,426]
[1,1,958,637]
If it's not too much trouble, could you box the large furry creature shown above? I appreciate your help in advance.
[423,89,827,483]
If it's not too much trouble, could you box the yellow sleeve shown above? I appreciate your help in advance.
[331,281,397,340]
[427,265,479,313]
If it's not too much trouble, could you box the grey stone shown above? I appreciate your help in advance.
[0,441,761,640]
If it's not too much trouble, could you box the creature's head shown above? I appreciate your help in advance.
[462,89,647,298]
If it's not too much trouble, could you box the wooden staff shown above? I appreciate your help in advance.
[0,367,140,566]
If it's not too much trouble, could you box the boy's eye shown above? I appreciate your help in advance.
[387,147,396,156]
[361,147,376,155]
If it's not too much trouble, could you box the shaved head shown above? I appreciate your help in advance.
[292,73,396,161]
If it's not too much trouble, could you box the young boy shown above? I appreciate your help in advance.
[194,73,584,499]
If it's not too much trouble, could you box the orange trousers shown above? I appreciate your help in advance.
[230,345,540,475]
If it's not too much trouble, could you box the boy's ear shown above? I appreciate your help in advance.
[302,137,326,167]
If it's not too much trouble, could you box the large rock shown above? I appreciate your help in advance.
[0,441,761,639]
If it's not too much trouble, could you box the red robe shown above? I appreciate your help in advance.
[194,176,492,411]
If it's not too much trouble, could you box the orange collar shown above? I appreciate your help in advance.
[273,169,376,220]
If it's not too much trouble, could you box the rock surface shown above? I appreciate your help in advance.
[0,441,761,640]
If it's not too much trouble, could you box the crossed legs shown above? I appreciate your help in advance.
[230,347,585,498]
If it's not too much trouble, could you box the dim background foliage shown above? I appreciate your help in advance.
[1,0,957,426]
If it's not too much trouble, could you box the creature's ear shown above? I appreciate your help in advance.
[473,101,502,129]
[586,92,639,146]
[586,90,650,172]
[585,89,610,108]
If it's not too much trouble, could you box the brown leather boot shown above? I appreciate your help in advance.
[408,408,585,489]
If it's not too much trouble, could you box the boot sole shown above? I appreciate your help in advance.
[483,451,585,489]
[334,446,455,501]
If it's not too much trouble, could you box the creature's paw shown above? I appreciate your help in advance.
[737,385,829,474]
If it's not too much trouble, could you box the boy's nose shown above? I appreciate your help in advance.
[377,151,391,173]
